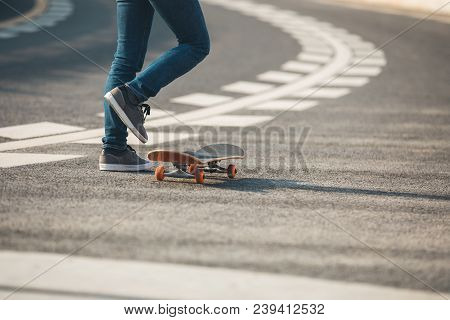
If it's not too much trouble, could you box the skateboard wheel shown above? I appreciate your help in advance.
[155,165,165,181]
[227,164,237,179]
[188,164,197,174]
[194,168,204,184]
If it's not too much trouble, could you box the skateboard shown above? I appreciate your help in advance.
[147,144,245,184]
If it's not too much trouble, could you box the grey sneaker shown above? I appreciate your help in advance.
[104,85,150,143]
[99,145,154,171]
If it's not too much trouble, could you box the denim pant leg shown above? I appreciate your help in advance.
[102,0,154,151]
[127,0,210,100]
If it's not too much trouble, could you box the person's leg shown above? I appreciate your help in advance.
[102,0,154,151]
[126,0,210,100]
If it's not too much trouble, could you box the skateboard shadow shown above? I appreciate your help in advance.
[207,178,450,201]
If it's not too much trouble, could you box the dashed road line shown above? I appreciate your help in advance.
[185,115,273,127]
[170,93,233,107]
[0,0,73,40]
[0,122,84,140]
[0,153,83,168]
[221,81,275,94]
[73,132,197,146]
[289,87,351,99]
[257,70,302,83]
[247,99,318,111]
[281,61,321,73]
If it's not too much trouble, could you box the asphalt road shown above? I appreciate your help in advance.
[0,0,449,298]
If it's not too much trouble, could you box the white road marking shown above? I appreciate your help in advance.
[0,251,441,299]
[281,61,320,73]
[221,81,275,94]
[298,52,331,63]
[0,128,104,152]
[0,122,85,140]
[257,70,302,83]
[186,115,273,127]
[289,87,350,99]
[325,76,370,87]
[353,50,385,58]
[0,0,74,40]
[96,109,174,120]
[302,45,333,55]
[170,93,233,107]
[343,66,382,76]
[247,99,318,111]
[0,153,84,168]
[73,132,196,146]
[353,57,387,66]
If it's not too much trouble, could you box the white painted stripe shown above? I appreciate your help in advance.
[74,132,196,146]
[247,99,318,111]
[0,128,104,152]
[298,52,331,63]
[186,115,272,127]
[281,61,320,73]
[350,42,376,50]
[343,66,382,76]
[0,122,85,140]
[257,70,302,83]
[289,87,350,99]
[0,251,440,299]
[302,45,334,55]
[170,93,233,107]
[221,81,275,94]
[0,31,16,39]
[353,57,387,66]
[96,109,174,120]
[353,50,385,58]
[325,77,370,87]
[0,153,84,168]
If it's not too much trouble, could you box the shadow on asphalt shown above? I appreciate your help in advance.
[207,178,450,201]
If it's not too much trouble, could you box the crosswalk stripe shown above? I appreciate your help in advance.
[221,81,275,94]
[247,99,318,111]
[257,70,302,83]
[0,153,84,168]
[0,122,85,140]
[353,57,386,66]
[343,66,382,77]
[325,77,369,87]
[289,87,350,99]
[186,115,273,127]
[170,93,233,107]
[281,61,320,73]
[73,132,197,146]
[297,52,331,63]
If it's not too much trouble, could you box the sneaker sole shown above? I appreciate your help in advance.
[104,92,148,144]
[99,162,154,172]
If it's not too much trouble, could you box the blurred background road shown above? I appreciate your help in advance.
[0,0,449,299]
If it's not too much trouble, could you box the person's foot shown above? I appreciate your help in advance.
[104,85,150,143]
[99,145,154,171]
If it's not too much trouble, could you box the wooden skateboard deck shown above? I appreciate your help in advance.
[147,144,245,184]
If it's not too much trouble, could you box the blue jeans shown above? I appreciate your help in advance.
[102,0,210,150]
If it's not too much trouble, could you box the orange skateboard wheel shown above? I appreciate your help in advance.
[188,163,197,173]
[194,168,204,184]
[155,165,165,181]
[227,164,237,179]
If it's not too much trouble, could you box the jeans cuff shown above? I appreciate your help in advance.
[126,82,148,103]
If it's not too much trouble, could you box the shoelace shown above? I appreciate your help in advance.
[140,104,151,122]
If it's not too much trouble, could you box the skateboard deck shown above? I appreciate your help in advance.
[148,144,245,184]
